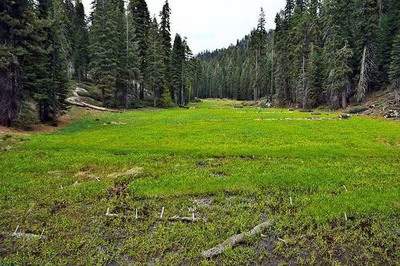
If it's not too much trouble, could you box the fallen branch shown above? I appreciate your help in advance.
[11,226,46,240]
[66,87,119,113]
[169,214,202,223]
[202,220,272,258]
[106,208,119,217]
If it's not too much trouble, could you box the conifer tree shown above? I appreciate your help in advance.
[73,1,89,81]
[34,0,70,122]
[389,32,400,103]
[250,8,268,101]
[171,34,185,105]
[130,0,150,100]
[146,18,165,107]
[0,0,32,126]
[159,0,172,94]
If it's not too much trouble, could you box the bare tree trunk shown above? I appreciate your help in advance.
[357,46,368,102]
[395,88,400,104]
[0,55,20,127]
[341,90,347,109]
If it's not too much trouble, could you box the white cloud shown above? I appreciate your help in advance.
[81,0,286,54]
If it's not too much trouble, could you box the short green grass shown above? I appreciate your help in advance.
[1,99,399,264]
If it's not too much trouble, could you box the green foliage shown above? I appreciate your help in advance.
[73,1,89,81]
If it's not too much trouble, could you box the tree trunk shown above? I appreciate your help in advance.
[0,55,21,127]
[254,51,259,102]
[356,46,368,102]
[341,90,347,109]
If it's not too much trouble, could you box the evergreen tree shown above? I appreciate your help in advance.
[325,43,353,108]
[146,18,165,107]
[354,0,380,102]
[250,8,268,101]
[159,0,172,94]
[90,0,125,107]
[389,32,400,103]
[171,34,185,105]
[28,0,70,123]
[130,0,150,100]
[0,0,32,126]
[306,43,323,107]
[73,1,89,81]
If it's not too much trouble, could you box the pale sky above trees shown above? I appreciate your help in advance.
[81,0,286,53]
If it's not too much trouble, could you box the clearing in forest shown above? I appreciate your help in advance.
[0,100,399,264]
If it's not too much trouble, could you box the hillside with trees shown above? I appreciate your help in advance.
[194,0,400,109]
[2,0,400,128]
[1,0,196,127]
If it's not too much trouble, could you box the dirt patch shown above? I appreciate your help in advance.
[50,201,68,214]
[107,167,144,179]
[193,197,213,208]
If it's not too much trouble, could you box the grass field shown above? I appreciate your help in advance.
[0,100,399,264]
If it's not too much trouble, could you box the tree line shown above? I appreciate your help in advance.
[194,0,400,109]
[1,0,195,127]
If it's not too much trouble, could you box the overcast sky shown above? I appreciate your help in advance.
[81,0,286,54]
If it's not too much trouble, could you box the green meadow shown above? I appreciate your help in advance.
[0,100,399,264]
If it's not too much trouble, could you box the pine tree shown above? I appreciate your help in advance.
[377,0,400,83]
[389,32,400,103]
[73,1,89,81]
[306,43,323,107]
[146,18,165,107]
[123,2,141,107]
[35,0,70,122]
[0,0,32,126]
[159,0,172,95]
[355,0,379,102]
[250,8,268,101]
[130,0,150,100]
[90,0,125,107]
[171,34,185,105]
[325,43,353,108]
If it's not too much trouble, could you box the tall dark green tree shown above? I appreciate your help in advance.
[130,0,150,100]
[73,1,89,81]
[171,34,185,105]
[389,32,400,103]
[35,0,70,122]
[159,0,171,94]
[146,17,165,107]
[249,8,268,101]
[0,0,32,126]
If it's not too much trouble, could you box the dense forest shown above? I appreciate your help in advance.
[1,0,400,127]
[0,0,196,127]
[194,0,400,109]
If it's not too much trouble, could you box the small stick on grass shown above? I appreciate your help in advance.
[11,226,46,240]
[13,225,20,235]
[343,185,348,192]
[278,237,287,244]
[202,220,272,258]
[289,197,293,206]
[106,208,118,217]
[135,208,138,219]
[344,212,348,221]
[160,207,165,219]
